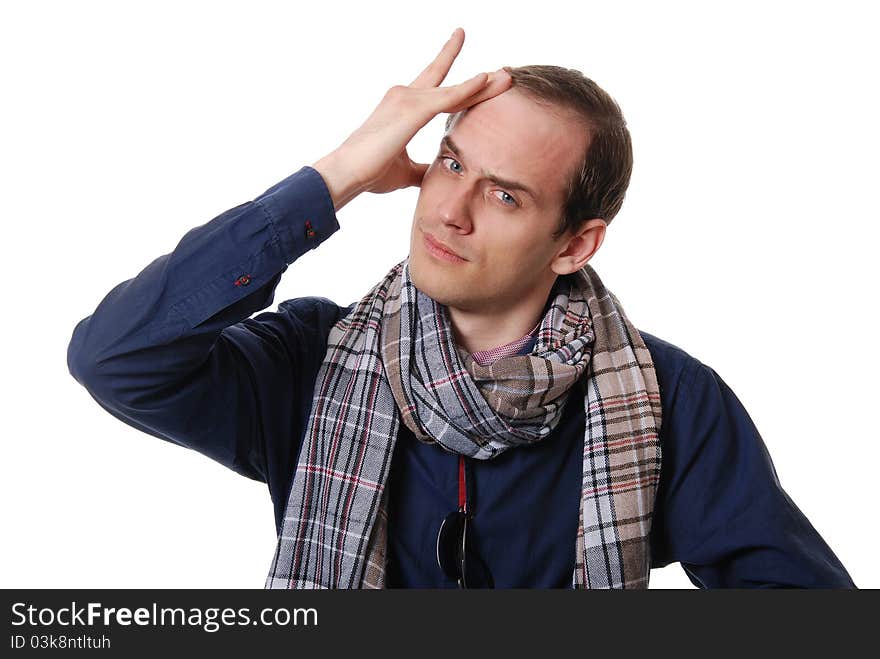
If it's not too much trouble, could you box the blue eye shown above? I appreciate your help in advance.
[440,156,463,173]
[496,191,517,206]
[438,155,519,208]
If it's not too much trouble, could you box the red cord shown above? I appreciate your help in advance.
[458,455,466,511]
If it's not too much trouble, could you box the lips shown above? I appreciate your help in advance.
[423,232,467,261]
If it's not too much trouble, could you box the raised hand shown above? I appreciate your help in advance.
[312,27,512,211]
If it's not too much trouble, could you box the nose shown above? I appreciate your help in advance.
[436,182,474,233]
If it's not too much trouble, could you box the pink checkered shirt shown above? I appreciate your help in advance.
[470,319,541,366]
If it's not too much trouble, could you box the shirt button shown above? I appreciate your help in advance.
[234,274,251,286]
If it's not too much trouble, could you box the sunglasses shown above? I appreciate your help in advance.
[435,455,495,588]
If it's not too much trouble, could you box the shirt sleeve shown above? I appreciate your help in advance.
[650,358,857,588]
[67,166,340,484]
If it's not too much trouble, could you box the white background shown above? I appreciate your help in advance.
[2,0,876,588]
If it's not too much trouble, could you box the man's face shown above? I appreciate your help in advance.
[409,89,590,315]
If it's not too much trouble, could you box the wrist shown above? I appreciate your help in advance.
[311,149,364,212]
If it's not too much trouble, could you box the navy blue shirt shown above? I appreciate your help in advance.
[66,166,856,588]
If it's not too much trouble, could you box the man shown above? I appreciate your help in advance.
[67,28,855,588]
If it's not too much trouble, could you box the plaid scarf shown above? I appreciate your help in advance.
[265,258,662,588]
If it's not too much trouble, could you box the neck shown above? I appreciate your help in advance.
[448,283,554,354]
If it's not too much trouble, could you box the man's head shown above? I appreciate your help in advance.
[408,65,632,317]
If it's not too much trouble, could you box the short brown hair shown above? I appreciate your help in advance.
[445,65,633,239]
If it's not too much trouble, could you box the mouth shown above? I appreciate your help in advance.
[423,231,468,263]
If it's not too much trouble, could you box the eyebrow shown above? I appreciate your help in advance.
[440,135,540,202]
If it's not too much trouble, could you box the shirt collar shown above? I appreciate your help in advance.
[470,318,541,366]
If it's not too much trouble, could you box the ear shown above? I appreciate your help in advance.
[550,218,607,275]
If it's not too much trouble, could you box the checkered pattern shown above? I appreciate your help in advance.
[265,258,662,589]
[471,319,541,366]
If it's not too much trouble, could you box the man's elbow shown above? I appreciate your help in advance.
[67,315,118,405]
[67,315,97,387]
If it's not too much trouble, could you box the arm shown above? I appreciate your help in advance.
[650,359,856,588]
[67,166,340,483]
[67,27,511,488]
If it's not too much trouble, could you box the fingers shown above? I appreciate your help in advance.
[409,27,465,89]
[418,71,488,117]
[457,71,491,96]
[441,68,513,115]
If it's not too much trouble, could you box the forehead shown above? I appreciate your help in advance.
[445,89,586,205]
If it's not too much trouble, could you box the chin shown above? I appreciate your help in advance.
[410,259,442,299]
[410,258,463,307]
